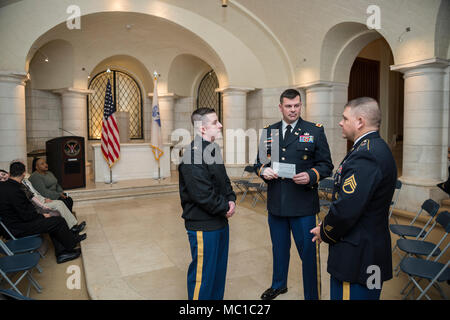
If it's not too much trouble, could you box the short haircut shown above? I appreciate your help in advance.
[0,169,7,174]
[345,97,381,128]
[32,157,41,173]
[9,161,26,178]
[191,107,216,126]
[280,89,301,104]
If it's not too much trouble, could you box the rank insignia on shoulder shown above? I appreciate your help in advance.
[342,174,357,194]
[315,123,323,127]
[358,139,370,151]
[264,124,270,129]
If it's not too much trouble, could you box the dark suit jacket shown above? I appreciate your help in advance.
[320,131,397,285]
[0,179,43,229]
[254,118,333,217]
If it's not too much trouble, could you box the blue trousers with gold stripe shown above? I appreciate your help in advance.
[187,226,229,300]
[268,214,321,300]
[330,276,382,300]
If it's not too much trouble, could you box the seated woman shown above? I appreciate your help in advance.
[0,169,8,182]
[29,158,74,213]
[22,177,85,233]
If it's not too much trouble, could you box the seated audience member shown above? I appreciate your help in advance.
[29,158,74,213]
[0,169,8,182]
[0,161,86,264]
[437,147,450,196]
[22,177,85,233]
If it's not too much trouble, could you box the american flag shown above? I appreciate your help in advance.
[101,79,120,167]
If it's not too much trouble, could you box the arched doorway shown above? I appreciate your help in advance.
[347,38,404,175]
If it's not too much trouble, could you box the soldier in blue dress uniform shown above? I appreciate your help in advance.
[254,89,333,300]
[311,97,397,300]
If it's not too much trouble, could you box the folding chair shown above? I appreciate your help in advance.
[398,211,450,300]
[233,166,256,203]
[0,217,44,273]
[395,210,450,276]
[0,249,42,297]
[251,183,267,207]
[389,180,402,223]
[390,199,440,256]
[0,288,34,300]
[318,178,334,210]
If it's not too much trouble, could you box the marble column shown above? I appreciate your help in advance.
[298,81,348,170]
[53,88,94,166]
[391,58,450,212]
[0,71,28,170]
[217,86,254,177]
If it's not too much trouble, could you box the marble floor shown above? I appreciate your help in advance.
[74,193,447,300]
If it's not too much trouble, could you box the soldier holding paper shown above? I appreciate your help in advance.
[254,89,333,300]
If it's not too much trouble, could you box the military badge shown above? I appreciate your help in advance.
[342,174,357,194]
[299,135,314,143]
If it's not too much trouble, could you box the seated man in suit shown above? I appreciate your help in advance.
[0,161,86,264]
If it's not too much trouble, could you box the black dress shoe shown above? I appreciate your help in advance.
[71,221,86,234]
[260,287,288,300]
[56,249,81,264]
[75,233,87,244]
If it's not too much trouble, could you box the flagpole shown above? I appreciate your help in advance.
[151,70,164,182]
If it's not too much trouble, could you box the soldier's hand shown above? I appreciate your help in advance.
[262,167,278,180]
[310,224,322,244]
[293,172,310,185]
[226,201,236,218]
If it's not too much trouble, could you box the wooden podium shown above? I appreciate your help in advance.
[45,136,86,189]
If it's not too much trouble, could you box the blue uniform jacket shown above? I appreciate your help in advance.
[254,118,333,217]
[320,131,397,285]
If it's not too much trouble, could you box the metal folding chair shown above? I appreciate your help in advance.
[0,241,42,297]
[251,183,267,207]
[390,199,440,256]
[389,180,402,223]
[399,211,450,300]
[318,178,334,210]
[0,288,34,300]
[0,217,44,273]
[233,165,256,203]
[395,210,450,277]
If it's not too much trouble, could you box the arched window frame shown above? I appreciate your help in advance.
[87,69,144,140]
[196,70,222,122]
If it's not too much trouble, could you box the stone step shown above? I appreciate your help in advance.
[69,183,179,205]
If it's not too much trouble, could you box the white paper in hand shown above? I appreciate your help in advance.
[272,161,296,179]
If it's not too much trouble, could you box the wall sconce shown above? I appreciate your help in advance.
[398,27,411,42]
[33,48,49,63]
[222,0,228,7]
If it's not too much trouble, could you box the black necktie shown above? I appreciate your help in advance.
[283,124,292,144]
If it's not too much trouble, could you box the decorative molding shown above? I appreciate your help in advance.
[0,71,28,85]
[53,87,95,96]
[215,86,255,94]
[390,58,450,73]
[148,92,180,99]
[296,80,348,90]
